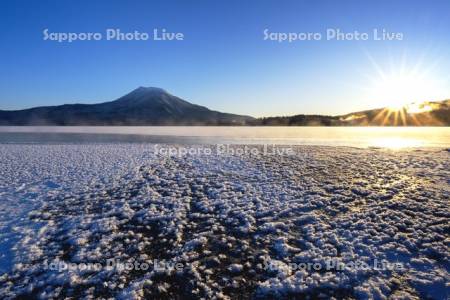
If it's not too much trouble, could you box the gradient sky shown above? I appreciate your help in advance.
[1,0,450,117]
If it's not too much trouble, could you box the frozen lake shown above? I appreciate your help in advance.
[0,126,449,148]
[0,143,448,298]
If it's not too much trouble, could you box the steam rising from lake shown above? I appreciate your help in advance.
[0,126,449,148]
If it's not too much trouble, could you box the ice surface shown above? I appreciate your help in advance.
[0,144,448,299]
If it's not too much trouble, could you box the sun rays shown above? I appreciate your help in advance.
[364,51,447,108]
[361,51,449,126]
[373,106,414,126]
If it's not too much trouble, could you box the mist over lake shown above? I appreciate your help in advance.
[0,126,449,148]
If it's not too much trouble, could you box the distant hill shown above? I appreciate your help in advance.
[0,88,448,126]
[0,87,253,125]
[250,100,450,126]
[337,100,450,126]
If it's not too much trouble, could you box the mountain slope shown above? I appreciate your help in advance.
[0,89,448,126]
[0,87,254,125]
[337,100,450,126]
[252,100,450,126]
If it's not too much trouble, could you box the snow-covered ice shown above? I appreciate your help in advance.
[0,144,448,299]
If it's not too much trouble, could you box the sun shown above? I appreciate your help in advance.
[364,53,448,112]
[359,53,450,125]
[369,70,438,111]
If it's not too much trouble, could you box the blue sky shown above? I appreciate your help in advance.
[1,0,450,116]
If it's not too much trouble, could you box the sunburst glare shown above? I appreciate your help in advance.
[364,53,448,111]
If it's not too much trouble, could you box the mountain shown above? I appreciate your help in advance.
[0,88,448,126]
[0,87,254,125]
